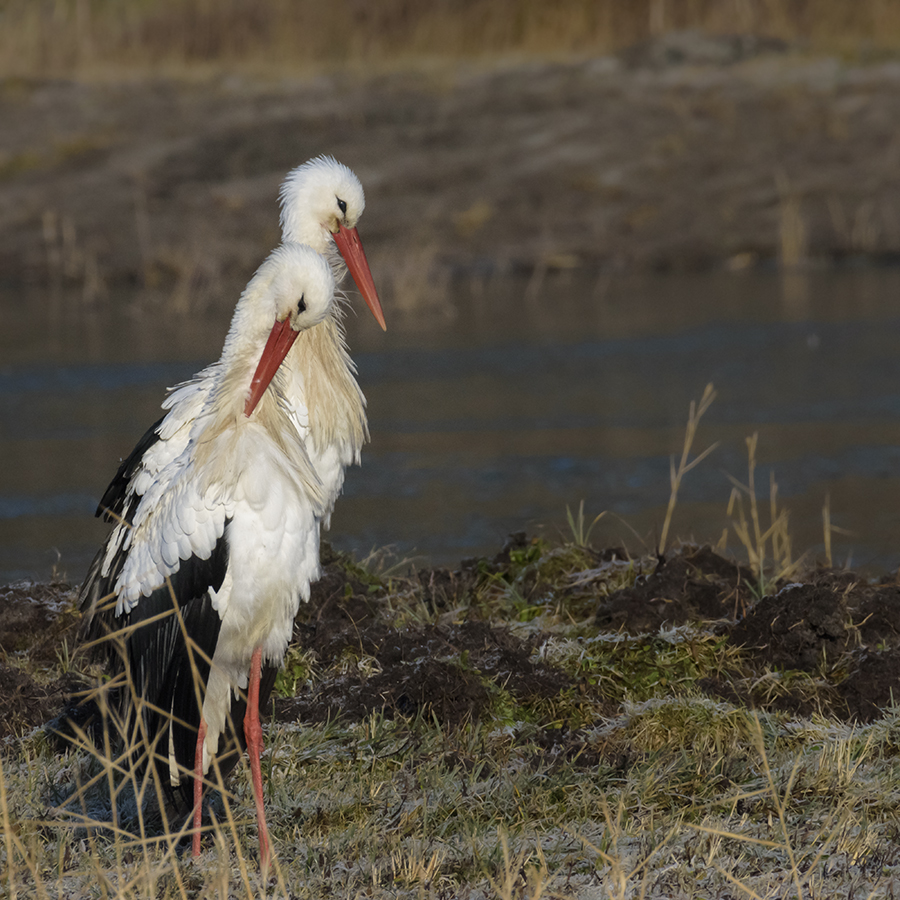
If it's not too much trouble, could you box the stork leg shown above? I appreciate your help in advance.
[192,716,208,856]
[244,646,272,868]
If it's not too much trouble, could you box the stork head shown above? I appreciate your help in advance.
[279,155,385,331]
[244,242,335,418]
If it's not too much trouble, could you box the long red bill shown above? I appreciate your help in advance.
[333,223,387,331]
[244,318,300,417]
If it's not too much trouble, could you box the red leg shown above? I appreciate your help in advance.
[244,647,272,869]
[192,717,208,856]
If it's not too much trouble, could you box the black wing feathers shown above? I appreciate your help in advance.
[81,496,231,809]
[117,528,230,804]
[81,418,165,634]
[122,528,230,712]
[96,416,165,522]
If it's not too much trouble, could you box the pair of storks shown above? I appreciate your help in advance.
[79,157,385,867]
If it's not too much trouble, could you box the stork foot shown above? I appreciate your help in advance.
[192,717,208,857]
[245,647,272,871]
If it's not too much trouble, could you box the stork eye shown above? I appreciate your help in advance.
[297,295,306,314]
[336,197,347,215]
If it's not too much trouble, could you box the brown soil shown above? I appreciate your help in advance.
[2,43,900,305]
[594,544,757,631]
[5,541,900,746]
[277,618,572,728]
[727,573,900,721]
[276,539,577,729]
[291,544,900,727]
[0,581,89,742]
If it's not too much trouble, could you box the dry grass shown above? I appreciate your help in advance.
[724,432,800,587]
[7,660,900,897]
[3,0,900,80]
[658,382,718,557]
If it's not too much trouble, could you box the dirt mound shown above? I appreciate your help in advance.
[728,572,900,721]
[0,581,80,664]
[595,544,756,631]
[277,541,900,730]
[731,573,900,664]
[275,534,574,729]
[0,582,84,740]
[280,614,572,729]
[0,665,87,742]
[8,540,900,745]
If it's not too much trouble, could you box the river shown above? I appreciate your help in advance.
[2,265,899,585]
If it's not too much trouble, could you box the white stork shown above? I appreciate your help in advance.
[80,159,385,867]
[142,155,384,532]
[276,155,385,519]
[81,243,337,865]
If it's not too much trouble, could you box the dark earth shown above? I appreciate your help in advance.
[4,539,900,753]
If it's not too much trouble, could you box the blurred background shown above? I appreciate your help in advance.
[2,0,900,583]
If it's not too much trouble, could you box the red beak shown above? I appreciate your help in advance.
[333,223,387,331]
[244,318,300,417]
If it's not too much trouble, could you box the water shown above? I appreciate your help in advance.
[2,267,900,586]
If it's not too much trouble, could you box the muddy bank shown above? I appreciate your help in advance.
[2,46,900,308]
[6,540,900,746]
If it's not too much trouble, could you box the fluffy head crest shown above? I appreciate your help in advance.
[262,242,335,330]
[278,156,366,251]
